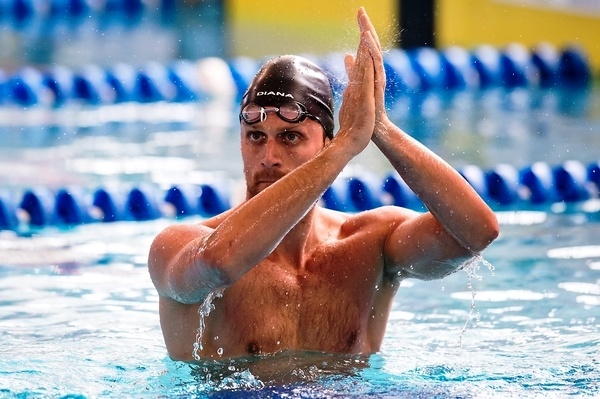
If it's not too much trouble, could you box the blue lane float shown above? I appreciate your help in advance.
[0,191,19,230]
[198,183,231,217]
[54,188,92,225]
[7,66,53,107]
[383,48,421,100]
[105,63,138,104]
[347,172,384,211]
[532,43,560,88]
[168,60,203,103]
[92,187,129,222]
[553,160,591,202]
[227,56,260,102]
[440,46,480,90]
[126,185,162,221]
[164,185,198,217]
[407,47,446,91]
[500,43,539,88]
[0,0,173,32]
[2,160,599,231]
[18,187,55,227]
[471,45,504,89]
[558,46,592,87]
[43,65,76,107]
[321,178,355,213]
[484,164,521,206]
[588,161,600,191]
[381,173,424,211]
[134,62,176,103]
[0,43,593,107]
[519,162,557,204]
[458,164,489,200]
[72,65,115,105]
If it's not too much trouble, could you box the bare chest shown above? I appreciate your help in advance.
[202,245,386,356]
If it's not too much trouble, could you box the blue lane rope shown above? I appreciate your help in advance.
[0,43,594,108]
[1,160,599,231]
[0,43,596,231]
[0,0,169,32]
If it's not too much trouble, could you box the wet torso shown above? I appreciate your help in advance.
[158,209,403,361]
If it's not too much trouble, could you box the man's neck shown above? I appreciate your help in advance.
[271,206,321,267]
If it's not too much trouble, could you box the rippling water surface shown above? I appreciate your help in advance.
[0,207,598,398]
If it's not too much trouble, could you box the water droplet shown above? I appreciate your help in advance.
[192,288,225,361]
[217,347,223,356]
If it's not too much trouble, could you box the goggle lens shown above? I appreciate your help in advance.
[240,102,307,124]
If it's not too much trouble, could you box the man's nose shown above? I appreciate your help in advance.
[261,139,282,168]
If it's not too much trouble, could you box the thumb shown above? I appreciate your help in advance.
[344,53,356,78]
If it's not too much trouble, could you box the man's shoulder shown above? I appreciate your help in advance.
[345,205,417,224]
[317,205,417,236]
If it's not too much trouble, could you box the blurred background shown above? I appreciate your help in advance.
[0,0,598,71]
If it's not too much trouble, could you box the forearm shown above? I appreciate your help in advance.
[199,139,354,282]
[154,142,354,304]
[373,120,499,253]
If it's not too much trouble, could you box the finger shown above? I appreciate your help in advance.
[358,8,381,51]
[351,31,370,73]
[360,31,383,105]
[363,31,384,80]
[344,53,355,78]
[356,32,373,72]
[356,32,376,93]
[357,7,366,31]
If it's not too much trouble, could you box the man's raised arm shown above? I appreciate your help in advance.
[148,26,381,304]
[357,8,499,278]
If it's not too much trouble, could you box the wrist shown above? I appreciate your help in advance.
[372,116,393,142]
[330,127,371,158]
[326,131,362,162]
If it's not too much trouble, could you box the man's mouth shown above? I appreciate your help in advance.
[255,173,285,186]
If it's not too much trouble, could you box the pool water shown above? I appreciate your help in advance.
[0,208,598,398]
[1,84,599,397]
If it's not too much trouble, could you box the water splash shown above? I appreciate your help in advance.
[458,255,495,348]
[193,288,225,361]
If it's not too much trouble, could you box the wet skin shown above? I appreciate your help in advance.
[156,115,412,360]
[148,7,499,362]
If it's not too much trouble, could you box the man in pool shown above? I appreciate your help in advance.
[148,8,499,361]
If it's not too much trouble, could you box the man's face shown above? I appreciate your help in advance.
[240,109,328,198]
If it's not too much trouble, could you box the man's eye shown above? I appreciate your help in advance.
[248,132,264,141]
[282,132,301,143]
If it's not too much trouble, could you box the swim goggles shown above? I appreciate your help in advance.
[239,102,318,125]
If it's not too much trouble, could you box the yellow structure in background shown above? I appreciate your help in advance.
[228,0,599,71]
[226,0,600,71]
[437,0,600,71]
[226,0,398,58]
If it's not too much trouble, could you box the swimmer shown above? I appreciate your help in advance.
[148,7,499,361]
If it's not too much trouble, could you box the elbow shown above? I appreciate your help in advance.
[195,246,238,289]
[164,249,235,305]
[167,261,232,305]
[470,212,500,253]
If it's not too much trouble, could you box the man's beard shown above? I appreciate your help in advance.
[246,170,287,198]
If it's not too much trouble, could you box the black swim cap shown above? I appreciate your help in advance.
[240,55,335,139]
